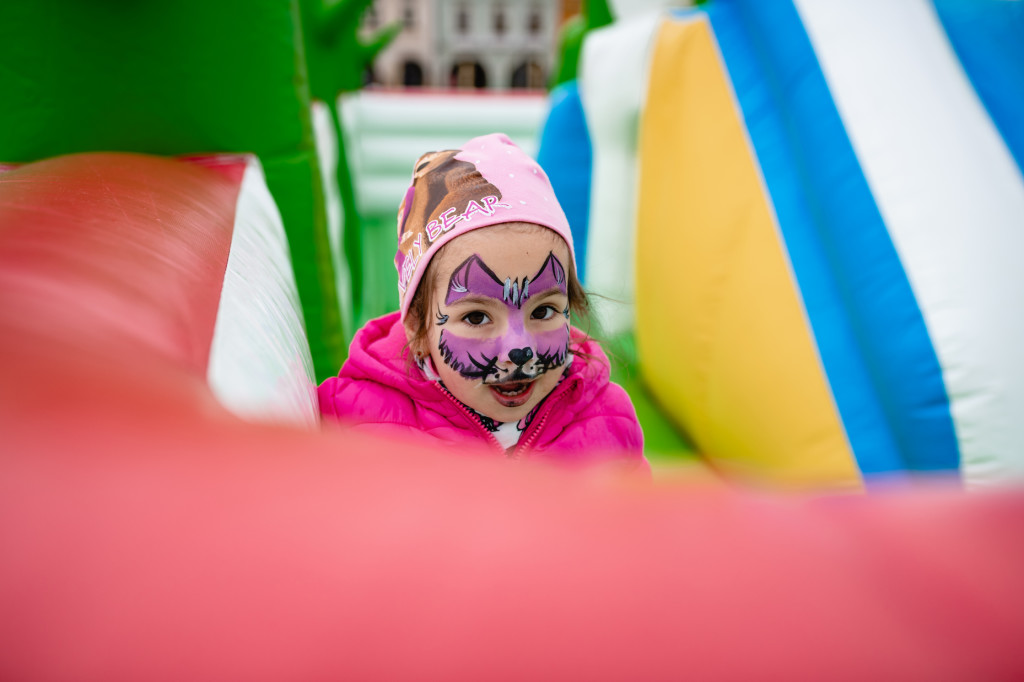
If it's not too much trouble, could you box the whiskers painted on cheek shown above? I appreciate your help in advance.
[438,330,500,380]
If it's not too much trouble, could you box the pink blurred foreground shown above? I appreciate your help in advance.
[2,153,1023,680]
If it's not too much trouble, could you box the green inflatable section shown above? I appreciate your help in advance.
[0,0,387,381]
[550,0,614,88]
[301,0,401,339]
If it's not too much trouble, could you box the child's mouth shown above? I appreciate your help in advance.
[489,380,534,407]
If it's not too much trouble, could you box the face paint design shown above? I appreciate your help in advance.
[436,252,570,384]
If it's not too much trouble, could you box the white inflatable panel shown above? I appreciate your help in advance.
[579,12,665,336]
[207,157,319,428]
[609,0,692,22]
[343,90,548,215]
[796,0,1024,487]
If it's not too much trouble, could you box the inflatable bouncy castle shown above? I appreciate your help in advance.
[2,0,1024,678]
[538,0,1024,490]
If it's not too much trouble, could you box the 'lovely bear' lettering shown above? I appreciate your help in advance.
[401,195,517,293]
[427,195,512,246]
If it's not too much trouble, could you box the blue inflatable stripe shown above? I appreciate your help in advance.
[536,81,593,283]
[698,3,899,481]
[931,0,1024,179]
[702,1,960,479]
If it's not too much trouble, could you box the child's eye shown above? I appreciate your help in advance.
[462,311,491,326]
[531,305,557,321]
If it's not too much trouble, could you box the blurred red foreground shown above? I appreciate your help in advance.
[2,153,1023,680]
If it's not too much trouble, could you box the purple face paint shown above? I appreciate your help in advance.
[437,252,570,383]
[444,251,566,308]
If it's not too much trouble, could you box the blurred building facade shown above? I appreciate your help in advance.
[364,0,576,90]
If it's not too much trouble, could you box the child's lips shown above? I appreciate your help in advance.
[488,380,534,407]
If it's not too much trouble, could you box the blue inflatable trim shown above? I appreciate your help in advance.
[704,0,961,480]
[537,80,593,284]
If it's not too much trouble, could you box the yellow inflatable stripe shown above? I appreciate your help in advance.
[634,17,860,490]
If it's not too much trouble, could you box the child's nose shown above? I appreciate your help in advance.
[508,347,533,367]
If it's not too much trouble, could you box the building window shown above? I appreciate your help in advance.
[493,5,506,36]
[511,60,545,89]
[457,3,469,33]
[402,60,424,87]
[402,0,415,29]
[527,6,542,35]
[451,61,487,89]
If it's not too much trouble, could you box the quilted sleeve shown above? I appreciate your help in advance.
[317,376,485,451]
[318,375,417,427]
[541,381,649,474]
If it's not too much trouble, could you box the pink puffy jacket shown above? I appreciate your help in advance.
[319,312,648,472]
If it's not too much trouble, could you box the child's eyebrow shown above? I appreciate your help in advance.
[528,285,568,300]
[445,294,501,308]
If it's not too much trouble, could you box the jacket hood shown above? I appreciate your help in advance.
[343,312,423,389]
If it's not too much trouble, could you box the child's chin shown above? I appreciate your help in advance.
[486,403,533,424]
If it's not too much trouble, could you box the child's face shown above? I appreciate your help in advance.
[420,224,572,423]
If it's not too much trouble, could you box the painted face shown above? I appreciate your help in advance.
[422,224,572,423]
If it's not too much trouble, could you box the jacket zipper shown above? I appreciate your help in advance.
[432,382,506,455]
[514,377,578,458]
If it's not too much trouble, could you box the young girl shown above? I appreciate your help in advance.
[319,133,647,471]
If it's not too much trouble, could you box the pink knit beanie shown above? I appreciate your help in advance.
[394,132,574,321]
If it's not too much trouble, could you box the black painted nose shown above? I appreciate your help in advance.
[508,347,533,366]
